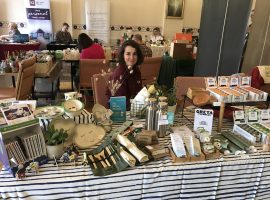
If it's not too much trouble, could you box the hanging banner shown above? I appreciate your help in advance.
[24,0,52,45]
[85,0,110,45]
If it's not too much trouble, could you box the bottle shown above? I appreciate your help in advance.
[0,60,6,74]
[145,98,157,130]
[155,102,168,138]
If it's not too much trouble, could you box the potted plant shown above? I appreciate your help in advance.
[44,125,68,159]
[166,87,177,113]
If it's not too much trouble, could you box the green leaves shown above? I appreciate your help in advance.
[44,125,68,146]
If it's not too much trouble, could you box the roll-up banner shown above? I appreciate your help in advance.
[25,0,52,48]
[85,0,110,45]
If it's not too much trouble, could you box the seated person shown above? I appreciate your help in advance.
[55,22,73,44]
[78,33,105,59]
[132,34,152,57]
[0,22,20,41]
[106,40,144,110]
[150,27,164,44]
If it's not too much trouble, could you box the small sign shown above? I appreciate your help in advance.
[230,77,240,87]
[218,76,230,87]
[233,110,246,124]
[247,110,259,123]
[260,109,270,122]
[194,109,213,134]
[205,77,217,87]
[241,76,251,86]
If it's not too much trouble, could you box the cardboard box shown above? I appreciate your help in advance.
[187,87,209,99]
[169,146,205,162]
[170,42,193,59]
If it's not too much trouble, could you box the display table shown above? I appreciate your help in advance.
[158,55,195,89]
[0,42,40,60]
[0,72,17,87]
[46,43,77,51]
[150,45,170,57]
[1,112,270,199]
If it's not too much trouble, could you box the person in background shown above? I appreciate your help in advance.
[55,22,73,44]
[133,34,152,57]
[0,22,20,41]
[78,33,105,59]
[106,40,144,110]
[150,27,164,44]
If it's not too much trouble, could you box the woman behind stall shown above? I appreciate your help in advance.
[78,33,105,59]
[106,40,144,109]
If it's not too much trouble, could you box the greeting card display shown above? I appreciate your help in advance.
[1,104,34,125]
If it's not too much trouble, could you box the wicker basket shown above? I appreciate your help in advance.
[130,100,146,118]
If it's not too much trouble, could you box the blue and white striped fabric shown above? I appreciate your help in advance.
[1,110,270,199]
[39,109,95,131]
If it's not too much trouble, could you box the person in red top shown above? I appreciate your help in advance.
[78,33,105,59]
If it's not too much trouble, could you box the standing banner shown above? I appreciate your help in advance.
[24,0,52,48]
[85,0,110,45]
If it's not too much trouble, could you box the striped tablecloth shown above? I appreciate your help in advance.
[1,110,270,200]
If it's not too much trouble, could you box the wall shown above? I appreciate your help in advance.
[0,0,202,45]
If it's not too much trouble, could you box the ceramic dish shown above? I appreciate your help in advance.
[62,99,84,118]
[33,106,64,119]
[73,124,106,149]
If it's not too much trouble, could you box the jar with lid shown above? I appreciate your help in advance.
[158,96,167,102]
[145,98,157,130]
[155,102,168,138]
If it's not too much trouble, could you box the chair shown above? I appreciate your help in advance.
[174,76,206,109]
[91,73,112,108]
[0,56,37,100]
[139,57,162,85]
[79,59,110,92]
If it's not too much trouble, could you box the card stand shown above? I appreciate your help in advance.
[203,149,221,160]
[87,137,129,176]
[169,146,190,163]
[190,152,205,162]
[0,119,48,176]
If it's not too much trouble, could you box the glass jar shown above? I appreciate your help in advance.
[145,98,157,130]
[155,102,168,137]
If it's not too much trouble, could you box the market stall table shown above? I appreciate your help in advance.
[0,42,40,60]
[1,111,270,199]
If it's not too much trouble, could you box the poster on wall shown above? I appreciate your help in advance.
[24,0,52,47]
[85,0,110,45]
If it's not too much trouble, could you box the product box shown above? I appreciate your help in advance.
[110,96,126,122]
[219,87,246,102]
[0,119,47,176]
[233,124,261,143]
[207,87,232,103]
[170,42,194,60]
[187,87,209,99]
[241,86,268,101]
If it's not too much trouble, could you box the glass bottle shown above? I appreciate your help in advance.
[145,98,157,130]
[0,60,6,74]
[155,102,168,138]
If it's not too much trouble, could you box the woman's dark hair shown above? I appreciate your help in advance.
[77,33,93,52]
[118,40,144,66]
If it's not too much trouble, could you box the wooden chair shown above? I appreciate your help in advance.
[139,57,162,85]
[0,56,37,100]
[174,76,206,111]
[91,73,112,108]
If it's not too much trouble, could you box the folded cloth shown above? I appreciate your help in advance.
[258,66,270,83]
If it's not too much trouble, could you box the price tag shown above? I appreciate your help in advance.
[218,76,229,87]
[158,119,169,126]
[234,110,246,124]
[241,76,251,86]
[248,110,258,123]
[261,109,270,122]
[205,77,216,87]
[230,77,239,87]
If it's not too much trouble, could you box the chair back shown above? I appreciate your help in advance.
[91,73,112,108]
[139,57,162,85]
[79,59,110,91]
[174,76,206,99]
[16,56,37,100]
